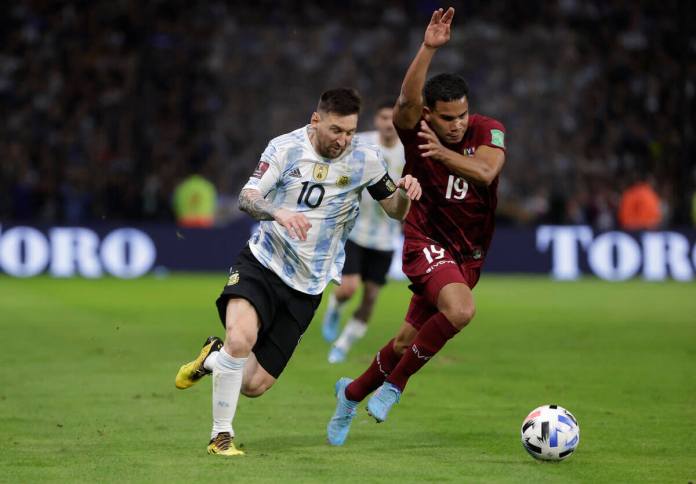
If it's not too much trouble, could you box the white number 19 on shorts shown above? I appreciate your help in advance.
[422,245,446,264]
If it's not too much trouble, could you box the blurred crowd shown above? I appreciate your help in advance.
[1,0,694,228]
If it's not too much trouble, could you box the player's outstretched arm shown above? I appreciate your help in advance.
[393,7,455,130]
[239,188,312,240]
[378,175,422,221]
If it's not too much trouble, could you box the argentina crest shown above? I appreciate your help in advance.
[312,163,329,182]
[226,271,240,286]
[337,174,351,187]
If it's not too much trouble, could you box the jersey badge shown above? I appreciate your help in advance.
[313,163,329,182]
[490,129,505,148]
[252,161,270,178]
[226,271,240,286]
[337,175,351,187]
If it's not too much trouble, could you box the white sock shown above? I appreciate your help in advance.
[203,351,218,372]
[211,348,247,439]
[334,318,368,352]
[327,292,346,315]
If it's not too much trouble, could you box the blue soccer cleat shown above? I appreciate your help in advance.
[327,377,358,446]
[327,345,347,364]
[321,307,341,342]
[366,382,401,423]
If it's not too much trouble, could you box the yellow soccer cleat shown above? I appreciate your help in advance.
[207,432,245,456]
[175,336,223,389]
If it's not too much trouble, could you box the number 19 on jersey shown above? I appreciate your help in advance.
[445,175,468,200]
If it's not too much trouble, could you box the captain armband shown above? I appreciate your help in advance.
[367,173,398,201]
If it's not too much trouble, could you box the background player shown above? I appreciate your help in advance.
[327,7,507,445]
[174,88,421,456]
[321,100,406,364]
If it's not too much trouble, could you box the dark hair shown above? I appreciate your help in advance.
[375,98,395,111]
[317,88,362,115]
[423,73,469,108]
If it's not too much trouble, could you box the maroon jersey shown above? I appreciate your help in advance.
[397,113,506,266]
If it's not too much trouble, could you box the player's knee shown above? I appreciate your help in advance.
[224,330,255,357]
[392,340,407,356]
[337,279,359,300]
[241,383,266,398]
[442,304,476,330]
[242,376,274,398]
[392,335,412,356]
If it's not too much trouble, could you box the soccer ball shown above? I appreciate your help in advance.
[520,404,580,461]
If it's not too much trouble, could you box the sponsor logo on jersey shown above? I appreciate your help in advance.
[252,161,270,178]
[227,271,240,286]
[337,175,351,187]
[490,129,505,148]
[464,147,475,156]
[312,163,329,181]
[288,167,302,178]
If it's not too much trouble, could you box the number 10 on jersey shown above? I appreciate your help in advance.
[297,181,325,208]
[445,175,468,200]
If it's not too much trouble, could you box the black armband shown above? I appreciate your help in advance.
[367,173,397,201]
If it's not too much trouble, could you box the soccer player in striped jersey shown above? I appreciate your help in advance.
[174,88,422,456]
[327,7,507,446]
[322,101,406,364]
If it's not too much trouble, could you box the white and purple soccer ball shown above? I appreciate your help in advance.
[521,404,580,461]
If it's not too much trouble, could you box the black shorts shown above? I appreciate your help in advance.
[342,239,394,285]
[215,246,322,379]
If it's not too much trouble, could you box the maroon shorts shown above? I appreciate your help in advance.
[402,238,481,329]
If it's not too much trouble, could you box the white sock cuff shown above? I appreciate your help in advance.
[329,291,348,309]
[346,318,368,338]
[203,351,219,372]
[216,348,247,371]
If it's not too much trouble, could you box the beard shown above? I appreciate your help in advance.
[320,142,345,159]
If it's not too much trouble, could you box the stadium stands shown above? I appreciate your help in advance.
[0,1,693,226]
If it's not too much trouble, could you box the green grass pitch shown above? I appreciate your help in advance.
[1,274,694,483]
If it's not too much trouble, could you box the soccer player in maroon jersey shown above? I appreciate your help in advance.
[327,7,506,445]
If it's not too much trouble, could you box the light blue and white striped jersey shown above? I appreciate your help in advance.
[348,131,405,251]
[243,125,390,295]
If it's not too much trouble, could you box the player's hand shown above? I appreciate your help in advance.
[397,174,422,201]
[423,7,455,49]
[417,120,452,161]
[274,208,312,241]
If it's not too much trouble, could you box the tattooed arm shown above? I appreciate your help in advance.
[239,188,277,221]
[239,188,312,240]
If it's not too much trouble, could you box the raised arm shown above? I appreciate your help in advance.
[393,7,455,130]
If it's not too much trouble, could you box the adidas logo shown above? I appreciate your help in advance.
[288,168,302,178]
